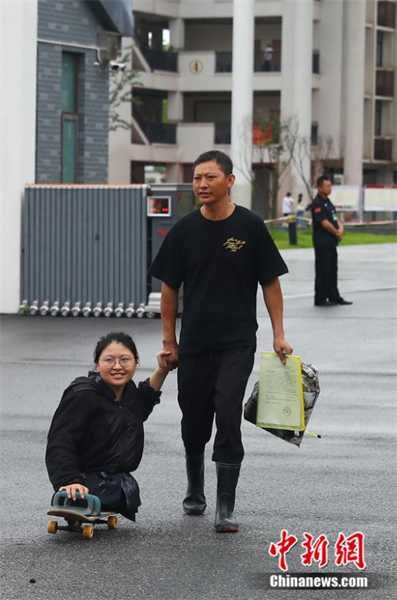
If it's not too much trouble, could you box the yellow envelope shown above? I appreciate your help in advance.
[256,352,305,431]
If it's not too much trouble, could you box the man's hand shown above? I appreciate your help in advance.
[59,483,89,501]
[161,283,179,369]
[273,336,293,365]
[163,340,179,369]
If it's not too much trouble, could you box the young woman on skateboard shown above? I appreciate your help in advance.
[46,331,170,521]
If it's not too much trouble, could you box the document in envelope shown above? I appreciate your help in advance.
[256,352,305,431]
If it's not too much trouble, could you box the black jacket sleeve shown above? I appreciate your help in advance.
[45,389,92,491]
[136,379,161,422]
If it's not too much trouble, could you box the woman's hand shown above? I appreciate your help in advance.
[157,350,173,371]
[58,483,89,501]
[149,352,173,391]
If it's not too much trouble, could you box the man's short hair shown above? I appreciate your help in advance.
[193,150,233,177]
[317,175,331,188]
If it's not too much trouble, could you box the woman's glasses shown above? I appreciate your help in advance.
[100,356,134,368]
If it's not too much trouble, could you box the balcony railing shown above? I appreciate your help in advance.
[254,51,281,72]
[216,52,232,73]
[376,70,394,96]
[141,48,178,72]
[215,122,231,144]
[377,1,396,28]
[374,138,392,161]
[312,51,320,74]
[215,51,281,73]
[133,107,176,144]
[144,122,176,144]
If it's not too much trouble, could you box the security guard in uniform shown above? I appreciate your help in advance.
[311,176,353,307]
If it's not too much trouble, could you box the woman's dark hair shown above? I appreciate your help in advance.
[193,150,233,177]
[94,332,139,364]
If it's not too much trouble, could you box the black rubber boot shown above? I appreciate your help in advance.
[183,453,207,515]
[214,462,241,533]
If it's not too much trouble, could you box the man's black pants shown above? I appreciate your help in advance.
[314,245,341,304]
[177,347,255,465]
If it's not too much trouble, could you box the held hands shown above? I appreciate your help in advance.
[161,340,179,370]
[156,350,174,371]
[58,483,89,501]
[150,350,175,391]
[273,337,293,365]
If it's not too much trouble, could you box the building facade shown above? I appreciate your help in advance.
[0,0,133,313]
[36,0,134,183]
[108,0,397,213]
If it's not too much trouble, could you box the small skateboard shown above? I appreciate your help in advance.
[47,491,118,540]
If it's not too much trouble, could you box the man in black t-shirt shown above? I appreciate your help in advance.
[149,150,292,533]
[311,176,353,307]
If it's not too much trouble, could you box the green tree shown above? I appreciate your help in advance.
[109,46,142,132]
[238,113,296,219]
[251,113,296,219]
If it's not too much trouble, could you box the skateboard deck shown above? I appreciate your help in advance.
[47,507,118,539]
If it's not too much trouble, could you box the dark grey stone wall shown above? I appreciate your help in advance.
[36,0,111,183]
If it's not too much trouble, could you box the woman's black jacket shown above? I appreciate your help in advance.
[45,372,161,491]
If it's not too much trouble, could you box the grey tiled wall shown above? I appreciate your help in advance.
[36,0,110,183]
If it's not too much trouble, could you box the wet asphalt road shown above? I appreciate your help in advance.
[1,244,396,600]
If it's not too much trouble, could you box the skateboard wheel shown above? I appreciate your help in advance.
[82,525,94,540]
[47,520,58,535]
[107,516,118,530]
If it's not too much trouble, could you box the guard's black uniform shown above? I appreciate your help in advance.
[311,193,341,305]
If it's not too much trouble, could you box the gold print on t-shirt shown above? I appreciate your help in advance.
[223,237,246,253]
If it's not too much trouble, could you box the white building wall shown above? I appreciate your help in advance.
[314,0,344,147]
[342,0,366,186]
[184,23,233,51]
[280,0,313,199]
[111,0,395,195]
[0,0,38,314]
[230,0,254,209]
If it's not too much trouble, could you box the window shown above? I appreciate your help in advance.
[312,51,320,74]
[376,31,383,68]
[377,1,396,28]
[374,100,382,136]
[61,53,78,183]
[62,116,77,183]
[311,123,319,145]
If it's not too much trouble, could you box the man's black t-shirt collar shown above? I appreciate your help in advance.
[199,203,236,223]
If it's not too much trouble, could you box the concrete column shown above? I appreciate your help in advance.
[152,27,163,51]
[291,0,313,199]
[169,18,185,50]
[230,0,254,210]
[315,0,344,148]
[280,0,295,121]
[0,0,37,313]
[168,91,184,122]
[166,163,184,183]
[342,0,366,185]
